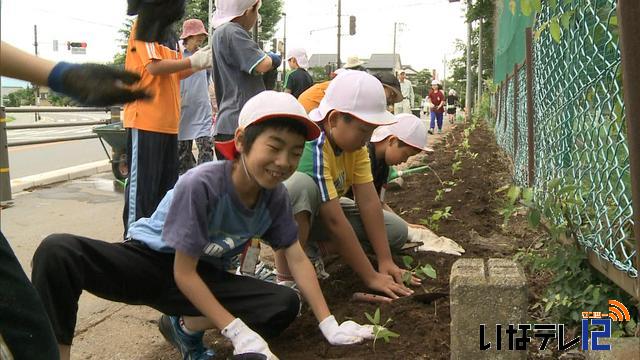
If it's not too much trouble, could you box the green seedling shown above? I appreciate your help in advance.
[443,180,458,187]
[364,308,399,350]
[419,206,452,231]
[461,138,470,152]
[451,161,462,175]
[434,189,445,202]
[401,255,437,286]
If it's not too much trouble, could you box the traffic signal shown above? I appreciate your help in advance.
[349,16,356,35]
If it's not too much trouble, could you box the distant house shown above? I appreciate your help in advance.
[364,54,402,74]
[308,54,340,69]
[401,65,419,77]
[307,53,414,78]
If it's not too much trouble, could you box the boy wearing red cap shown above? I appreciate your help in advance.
[32,91,376,360]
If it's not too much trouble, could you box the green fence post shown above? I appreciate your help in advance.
[503,77,508,133]
[0,107,11,202]
[513,64,519,161]
[525,27,535,187]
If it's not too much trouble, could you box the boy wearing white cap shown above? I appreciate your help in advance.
[276,71,420,299]
[365,114,465,256]
[366,114,428,200]
[211,0,283,150]
[32,92,376,360]
[284,48,314,98]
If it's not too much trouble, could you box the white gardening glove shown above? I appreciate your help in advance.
[189,45,213,70]
[221,318,279,359]
[407,227,465,256]
[319,315,375,345]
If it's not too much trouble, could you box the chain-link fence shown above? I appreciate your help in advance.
[493,1,637,284]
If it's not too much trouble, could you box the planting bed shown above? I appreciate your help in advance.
[195,121,542,359]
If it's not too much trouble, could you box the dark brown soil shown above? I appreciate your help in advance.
[207,122,546,359]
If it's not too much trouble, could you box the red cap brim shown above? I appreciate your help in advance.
[214,140,239,160]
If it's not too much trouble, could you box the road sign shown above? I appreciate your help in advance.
[71,47,86,55]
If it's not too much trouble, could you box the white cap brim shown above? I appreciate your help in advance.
[212,15,238,28]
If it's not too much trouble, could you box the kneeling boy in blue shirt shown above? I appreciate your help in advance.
[32,91,375,360]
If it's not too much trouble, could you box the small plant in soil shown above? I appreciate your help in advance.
[434,189,445,202]
[364,308,399,350]
[451,161,462,175]
[401,255,437,286]
[419,206,452,231]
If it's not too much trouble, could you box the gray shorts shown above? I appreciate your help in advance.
[283,172,408,258]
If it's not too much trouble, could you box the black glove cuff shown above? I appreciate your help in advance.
[47,62,80,94]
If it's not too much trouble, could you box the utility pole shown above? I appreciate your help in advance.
[282,12,287,89]
[337,0,342,69]
[393,22,397,67]
[34,25,41,121]
[443,55,447,93]
[465,1,473,122]
[477,19,483,102]
[34,25,41,107]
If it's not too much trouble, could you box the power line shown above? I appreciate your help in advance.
[32,8,121,29]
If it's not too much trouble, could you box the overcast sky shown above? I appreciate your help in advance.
[1,0,468,83]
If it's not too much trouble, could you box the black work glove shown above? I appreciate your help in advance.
[127,0,186,43]
[47,62,151,106]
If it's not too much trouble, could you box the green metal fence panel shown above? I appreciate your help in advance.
[493,0,636,278]
[515,66,529,185]
[494,0,535,83]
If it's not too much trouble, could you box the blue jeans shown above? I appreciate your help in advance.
[430,111,444,130]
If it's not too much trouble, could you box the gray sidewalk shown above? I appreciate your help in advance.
[2,174,176,359]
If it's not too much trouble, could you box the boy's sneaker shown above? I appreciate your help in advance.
[438,128,443,134]
[254,261,277,282]
[428,128,434,135]
[158,315,215,360]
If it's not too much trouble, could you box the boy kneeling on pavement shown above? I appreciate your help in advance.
[274,71,421,299]
[31,92,376,360]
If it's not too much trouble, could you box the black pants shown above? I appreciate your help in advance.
[31,234,299,345]
[0,231,59,359]
[123,128,179,236]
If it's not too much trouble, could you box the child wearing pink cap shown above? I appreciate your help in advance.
[178,19,214,174]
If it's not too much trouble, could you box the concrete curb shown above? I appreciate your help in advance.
[10,160,111,194]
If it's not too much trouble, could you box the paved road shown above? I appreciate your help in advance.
[6,111,114,178]
[2,174,177,360]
